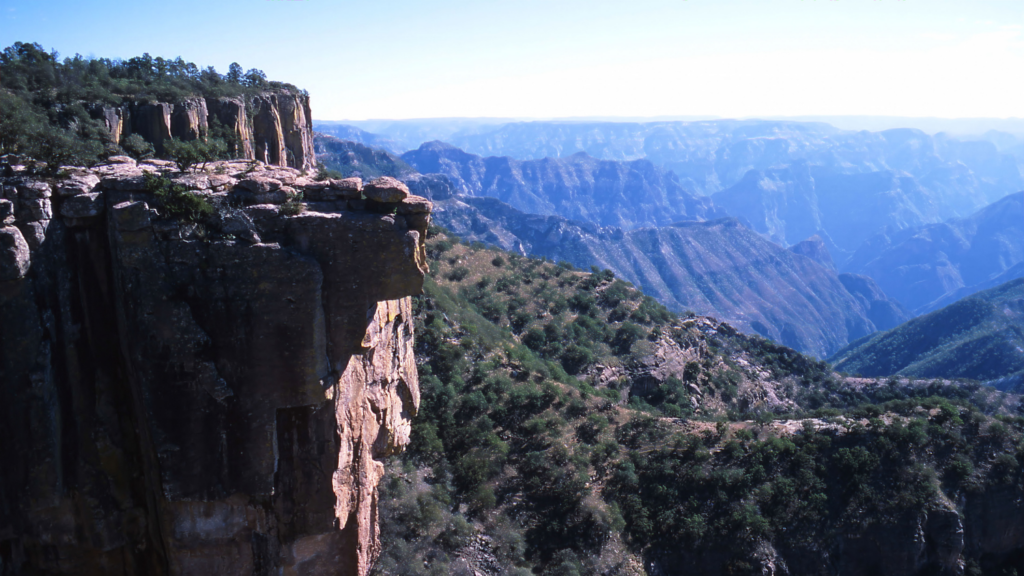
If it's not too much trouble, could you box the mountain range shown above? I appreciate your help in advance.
[400,141,724,229]
[319,119,1024,206]
[313,133,1022,360]
[844,192,1024,313]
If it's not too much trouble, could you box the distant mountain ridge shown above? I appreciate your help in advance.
[401,141,725,229]
[831,278,1024,390]
[845,192,1024,313]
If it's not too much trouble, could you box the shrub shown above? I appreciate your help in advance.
[144,172,215,222]
[121,133,154,160]
[164,137,226,172]
[447,266,470,282]
[280,191,306,216]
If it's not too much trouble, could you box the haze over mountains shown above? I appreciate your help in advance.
[845,192,1024,313]
[401,141,723,229]
[314,117,1024,359]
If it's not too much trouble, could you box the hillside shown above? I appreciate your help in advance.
[373,227,1024,576]
[431,194,905,358]
[845,192,1024,313]
[400,141,724,229]
[831,278,1024,389]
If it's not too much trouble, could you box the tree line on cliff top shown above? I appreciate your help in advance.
[0,42,299,170]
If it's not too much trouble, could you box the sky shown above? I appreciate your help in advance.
[2,0,1023,122]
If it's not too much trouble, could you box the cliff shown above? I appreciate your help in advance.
[0,157,430,575]
[90,91,316,172]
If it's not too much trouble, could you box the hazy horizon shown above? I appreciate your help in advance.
[318,115,1024,139]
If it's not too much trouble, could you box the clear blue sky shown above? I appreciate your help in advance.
[2,0,1022,120]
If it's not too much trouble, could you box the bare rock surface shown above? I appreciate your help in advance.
[0,161,430,575]
[363,176,410,203]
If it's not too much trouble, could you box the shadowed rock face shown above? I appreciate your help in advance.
[0,159,429,575]
[90,92,315,171]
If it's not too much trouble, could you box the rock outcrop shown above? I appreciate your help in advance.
[0,157,429,575]
[89,91,315,171]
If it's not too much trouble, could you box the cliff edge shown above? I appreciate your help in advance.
[0,157,430,575]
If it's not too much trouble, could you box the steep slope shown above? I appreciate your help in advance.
[374,229,1024,576]
[431,194,884,358]
[845,192,1024,313]
[837,273,912,332]
[401,141,723,229]
[831,278,1024,388]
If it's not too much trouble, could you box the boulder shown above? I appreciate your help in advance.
[237,176,282,194]
[20,198,52,221]
[19,220,48,249]
[16,180,51,199]
[105,155,137,165]
[363,177,409,203]
[57,173,101,197]
[396,195,433,215]
[60,193,105,219]
[111,201,153,231]
[0,225,30,280]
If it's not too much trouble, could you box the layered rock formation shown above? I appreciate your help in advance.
[89,91,315,171]
[0,157,429,575]
[401,141,725,229]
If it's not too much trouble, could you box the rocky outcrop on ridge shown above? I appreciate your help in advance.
[0,157,430,575]
[89,91,315,171]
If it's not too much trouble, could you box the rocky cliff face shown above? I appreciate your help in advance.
[90,91,315,171]
[0,157,430,575]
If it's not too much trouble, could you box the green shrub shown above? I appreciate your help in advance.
[121,133,154,160]
[164,137,226,172]
[144,172,215,222]
[447,266,470,282]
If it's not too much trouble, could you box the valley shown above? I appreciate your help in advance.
[2,31,1024,576]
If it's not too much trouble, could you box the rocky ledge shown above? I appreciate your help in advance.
[0,158,431,575]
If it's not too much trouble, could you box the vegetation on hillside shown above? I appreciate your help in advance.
[373,227,1024,576]
[0,41,298,170]
[832,278,1024,386]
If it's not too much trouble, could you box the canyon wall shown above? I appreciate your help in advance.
[90,91,315,172]
[0,157,430,575]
